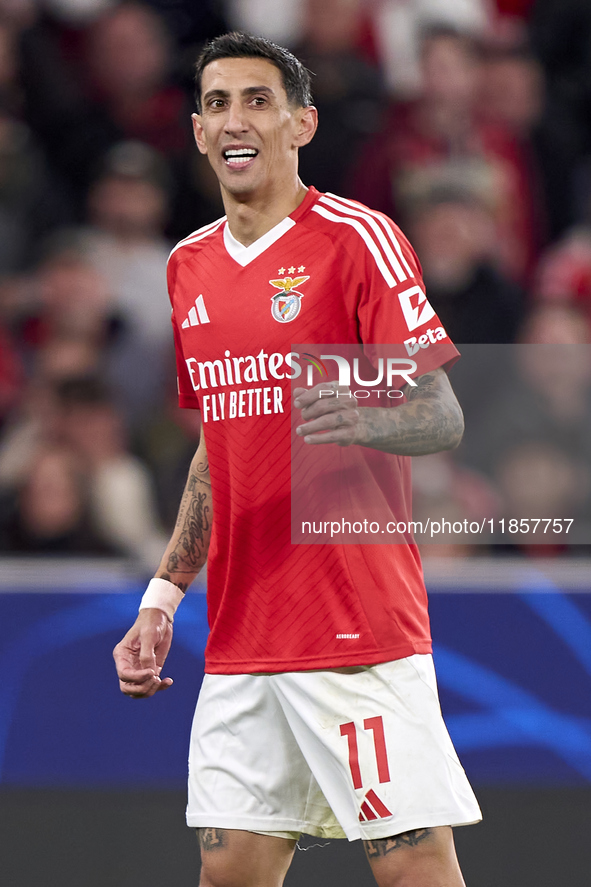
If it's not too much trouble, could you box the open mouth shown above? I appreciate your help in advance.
[223,148,259,168]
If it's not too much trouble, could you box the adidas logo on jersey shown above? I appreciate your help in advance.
[398,285,436,332]
[359,788,393,822]
[181,294,210,328]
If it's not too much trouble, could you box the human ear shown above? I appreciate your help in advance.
[192,113,208,155]
[293,106,318,148]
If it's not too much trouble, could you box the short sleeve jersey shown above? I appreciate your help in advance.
[168,188,458,674]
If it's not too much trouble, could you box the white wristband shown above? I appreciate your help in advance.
[139,578,185,623]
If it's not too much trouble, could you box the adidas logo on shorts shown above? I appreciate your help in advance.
[359,788,392,822]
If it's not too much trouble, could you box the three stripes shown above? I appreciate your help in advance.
[313,193,414,288]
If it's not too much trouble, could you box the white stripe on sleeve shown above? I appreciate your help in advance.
[319,195,408,283]
[326,193,415,279]
[311,204,398,288]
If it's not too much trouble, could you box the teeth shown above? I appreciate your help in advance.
[224,149,257,158]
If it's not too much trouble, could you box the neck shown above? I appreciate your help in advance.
[221,177,308,247]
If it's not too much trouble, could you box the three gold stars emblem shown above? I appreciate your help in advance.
[277,265,306,274]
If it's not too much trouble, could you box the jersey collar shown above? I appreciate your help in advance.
[222,187,321,267]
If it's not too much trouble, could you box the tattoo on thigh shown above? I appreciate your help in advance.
[365,828,432,858]
[198,828,227,851]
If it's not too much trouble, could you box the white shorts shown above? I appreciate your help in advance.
[186,654,481,841]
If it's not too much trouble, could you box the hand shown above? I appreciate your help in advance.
[113,609,174,698]
[294,383,360,446]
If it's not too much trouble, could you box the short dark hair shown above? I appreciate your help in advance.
[194,32,313,113]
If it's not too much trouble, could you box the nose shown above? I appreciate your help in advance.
[225,99,248,134]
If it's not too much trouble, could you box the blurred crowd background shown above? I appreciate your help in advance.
[0,0,590,567]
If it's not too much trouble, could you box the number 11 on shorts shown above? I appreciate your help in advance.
[340,717,391,789]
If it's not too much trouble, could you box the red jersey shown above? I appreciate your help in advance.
[168,187,458,673]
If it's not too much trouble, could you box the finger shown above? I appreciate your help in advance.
[120,676,173,698]
[120,678,157,697]
[293,382,341,408]
[299,397,358,422]
[118,666,157,683]
[294,386,358,416]
[297,410,359,437]
[293,385,321,407]
[113,639,139,664]
[292,386,309,401]
[154,623,173,668]
[139,632,160,672]
[131,676,173,697]
[300,427,357,446]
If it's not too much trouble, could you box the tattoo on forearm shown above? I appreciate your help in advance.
[157,572,188,593]
[175,456,210,529]
[405,372,439,402]
[195,454,209,475]
[365,828,432,858]
[167,473,211,574]
[161,449,212,579]
[198,828,227,851]
[360,372,464,455]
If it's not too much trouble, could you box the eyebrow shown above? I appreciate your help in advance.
[202,85,276,103]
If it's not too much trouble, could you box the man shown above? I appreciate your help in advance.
[113,32,481,887]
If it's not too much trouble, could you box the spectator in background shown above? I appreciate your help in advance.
[79,141,173,426]
[479,40,574,243]
[0,372,167,568]
[36,331,103,380]
[18,1,191,207]
[0,334,103,509]
[520,302,591,345]
[0,444,118,555]
[351,26,542,282]
[0,108,74,274]
[369,0,492,98]
[82,142,171,342]
[0,238,130,503]
[294,0,385,195]
[55,376,167,569]
[479,41,543,133]
[406,184,525,343]
[535,181,591,323]
[8,141,173,429]
[13,235,117,370]
[85,2,190,156]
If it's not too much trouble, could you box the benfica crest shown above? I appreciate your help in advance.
[269,275,310,323]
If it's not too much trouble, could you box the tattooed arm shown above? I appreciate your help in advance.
[294,366,464,456]
[155,431,212,590]
[113,433,212,698]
